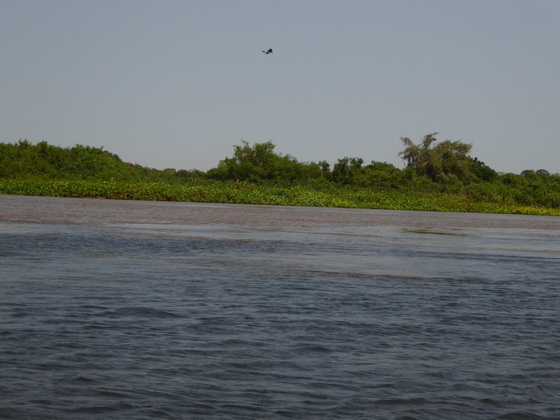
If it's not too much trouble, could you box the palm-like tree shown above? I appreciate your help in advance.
[399,133,474,184]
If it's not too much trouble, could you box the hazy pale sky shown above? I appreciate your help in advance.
[2,0,559,173]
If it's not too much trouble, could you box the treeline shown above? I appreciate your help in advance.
[0,140,203,182]
[204,136,559,208]
[1,136,559,209]
[204,136,499,187]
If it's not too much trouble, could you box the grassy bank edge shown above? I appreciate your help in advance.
[1,179,558,216]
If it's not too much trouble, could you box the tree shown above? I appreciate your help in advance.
[361,161,402,188]
[399,133,476,184]
[331,157,364,184]
[468,157,498,182]
[206,140,324,183]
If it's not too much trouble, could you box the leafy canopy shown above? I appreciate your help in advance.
[400,133,479,184]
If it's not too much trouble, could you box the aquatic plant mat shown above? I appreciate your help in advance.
[1,179,557,216]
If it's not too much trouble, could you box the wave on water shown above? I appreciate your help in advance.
[1,199,559,419]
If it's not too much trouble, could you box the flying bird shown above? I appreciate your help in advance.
[262,48,273,54]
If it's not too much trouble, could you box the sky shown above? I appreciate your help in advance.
[1,0,559,174]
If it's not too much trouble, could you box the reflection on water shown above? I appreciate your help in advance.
[1,195,559,419]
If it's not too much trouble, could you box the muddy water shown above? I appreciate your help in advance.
[1,195,559,419]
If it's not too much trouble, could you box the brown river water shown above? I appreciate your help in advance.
[1,194,559,419]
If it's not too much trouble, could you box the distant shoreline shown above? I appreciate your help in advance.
[1,179,558,216]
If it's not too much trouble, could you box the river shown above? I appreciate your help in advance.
[1,195,559,419]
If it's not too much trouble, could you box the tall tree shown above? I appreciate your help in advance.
[206,140,323,183]
[399,133,475,184]
[331,157,364,184]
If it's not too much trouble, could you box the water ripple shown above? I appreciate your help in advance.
[1,201,559,418]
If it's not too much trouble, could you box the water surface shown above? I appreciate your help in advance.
[1,195,559,419]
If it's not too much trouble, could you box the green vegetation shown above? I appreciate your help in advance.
[1,137,559,216]
[0,140,203,182]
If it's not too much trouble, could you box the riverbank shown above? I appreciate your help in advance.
[1,179,558,216]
